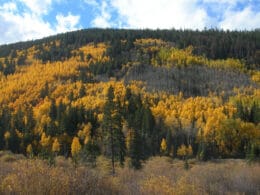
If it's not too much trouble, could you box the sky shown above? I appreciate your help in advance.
[0,0,260,44]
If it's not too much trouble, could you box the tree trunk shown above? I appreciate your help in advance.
[110,127,115,175]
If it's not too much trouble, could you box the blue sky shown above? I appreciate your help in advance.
[0,0,259,44]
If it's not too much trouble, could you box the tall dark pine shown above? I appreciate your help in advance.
[113,99,126,166]
[129,128,142,169]
[123,90,146,168]
[102,86,126,174]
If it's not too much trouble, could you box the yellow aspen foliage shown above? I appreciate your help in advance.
[77,122,92,144]
[203,107,227,143]
[216,119,260,156]
[160,138,167,153]
[177,144,193,158]
[52,138,60,153]
[4,131,11,140]
[40,132,51,148]
[251,71,260,84]
[15,130,23,139]
[26,144,33,156]
[71,137,81,157]
[177,145,187,157]
[97,113,104,123]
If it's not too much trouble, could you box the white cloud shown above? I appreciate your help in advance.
[220,6,260,30]
[1,0,259,45]
[0,1,55,44]
[0,1,81,44]
[0,11,54,44]
[19,0,53,15]
[91,1,112,28]
[109,0,209,29]
[56,13,81,32]
[1,2,17,12]
[88,0,259,30]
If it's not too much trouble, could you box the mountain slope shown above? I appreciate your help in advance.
[0,29,259,163]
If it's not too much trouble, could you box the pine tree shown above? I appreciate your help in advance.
[40,82,49,99]
[114,99,126,166]
[166,129,173,156]
[49,99,57,120]
[102,86,126,174]
[129,128,142,169]
[79,83,86,98]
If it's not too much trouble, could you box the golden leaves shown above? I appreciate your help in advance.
[177,144,193,158]
[40,132,51,148]
[52,138,60,153]
[4,131,11,140]
[77,122,92,145]
[160,138,167,153]
[71,137,81,157]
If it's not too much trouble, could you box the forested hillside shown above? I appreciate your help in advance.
[0,29,259,171]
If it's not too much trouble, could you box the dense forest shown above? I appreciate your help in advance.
[0,29,259,172]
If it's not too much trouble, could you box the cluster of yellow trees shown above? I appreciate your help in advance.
[0,39,259,163]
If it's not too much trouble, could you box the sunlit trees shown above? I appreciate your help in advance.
[160,138,167,155]
[26,144,33,158]
[4,131,11,149]
[177,144,193,169]
[52,138,60,155]
[71,137,81,157]
[177,144,193,159]
[0,31,258,168]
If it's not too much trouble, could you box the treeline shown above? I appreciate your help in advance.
[0,28,259,68]
[0,32,259,172]
[0,84,259,169]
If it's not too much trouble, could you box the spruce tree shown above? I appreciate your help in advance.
[129,128,142,169]
[102,86,126,174]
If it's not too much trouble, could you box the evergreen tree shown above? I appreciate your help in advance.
[0,61,3,72]
[40,82,49,99]
[114,99,126,166]
[79,83,86,98]
[81,140,100,166]
[49,99,57,120]
[166,129,173,156]
[102,86,126,174]
[0,107,12,150]
[129,128,143,169]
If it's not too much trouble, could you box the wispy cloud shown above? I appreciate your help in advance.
[2,2,17,12]
[110,0,209,29]
[91,1,113,28]
[19,0,53,15]
[220,6,260,30]
[89,0,260,30]
[0,0,259,44]
[0,0,81,44]
[56,13,81,32]
[0,2,54,44]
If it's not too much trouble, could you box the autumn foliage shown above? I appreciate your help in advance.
[0,34,259,169]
